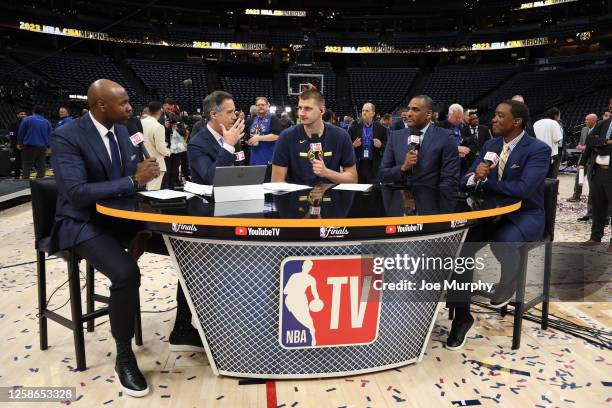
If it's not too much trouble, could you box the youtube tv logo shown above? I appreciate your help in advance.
[385,225,397,234]
[235,226,247,236]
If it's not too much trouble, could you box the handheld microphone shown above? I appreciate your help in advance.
[310,133,323,160]
[483,144,503,167]
[409,134,421,151]
[129,132,150,159]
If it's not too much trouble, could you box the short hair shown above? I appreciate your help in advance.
[500,99,530,129]
[411,95,434,111]
[202,91,233,120]
[383,113,392,120]
[363,102,376,113]
[32,105,44,115]
[255,96,269,105]
[148,101,163,114]
[468,111,478,117]
[322,108,335,122]
[16,108,27,115]
[298,88,325,106]
[59,106,69,112]
[544,107,560,120]
[448,103,464,115]
[163,98,174,106]
[511,95,525,102]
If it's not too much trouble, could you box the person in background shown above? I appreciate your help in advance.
[569,113,598,203]
[339,114,354,131]
[17,105,52,179]
[380,113,393,129]
[9,109,27,179]
[279,111,294,130]
[533,107,563,179]
[440,103,471,175]
[56,106,73,128]
[603,111,611,121]
[80,108,89,117]
[245,96,283,165]
[511,95,536,136]
[141,101,171,190]
[322,108,337,125]
[391,108,409,130]
[461,111,492,174]
[349,102,388,183]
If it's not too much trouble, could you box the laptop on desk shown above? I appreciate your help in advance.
[213,165,267,202]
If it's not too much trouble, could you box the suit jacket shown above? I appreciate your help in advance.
[48,114,140,254]
[141,116,170,172]
[462,134,550,241]
[579,118,612,181]
[379,124,460,190]
[391,119,409,131]
[348,120,388,169]
[461,124,492,173]
[187,126,242,185]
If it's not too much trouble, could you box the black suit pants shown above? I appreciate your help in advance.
[589,168,612,242]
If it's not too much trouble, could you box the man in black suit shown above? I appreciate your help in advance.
[439,104,473,175]
[9,109,27,179]
[580,110,612,250]
[391,107,409,131]
[461,111,492,173]
[349,102,388,183]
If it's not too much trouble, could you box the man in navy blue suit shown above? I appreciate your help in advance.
[445,100,550,351]
[379,95,460,190]
[50,80,202,397]
[188,91,246,185]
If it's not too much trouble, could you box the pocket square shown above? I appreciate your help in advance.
[130,154,136,161]
[510,163,520,169]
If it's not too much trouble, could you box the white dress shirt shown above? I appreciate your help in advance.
[89,112,121,163]
[207,124,235,154]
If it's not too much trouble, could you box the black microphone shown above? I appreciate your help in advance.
[310,133,322,160]
[129,132,150,159]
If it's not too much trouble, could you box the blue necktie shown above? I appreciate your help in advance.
[106,131,122,179]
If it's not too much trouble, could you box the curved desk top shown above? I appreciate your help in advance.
[97,185,520,241]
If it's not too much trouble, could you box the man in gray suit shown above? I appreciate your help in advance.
[570,113,598,203]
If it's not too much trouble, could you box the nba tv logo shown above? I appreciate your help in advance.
[278,256,381,349]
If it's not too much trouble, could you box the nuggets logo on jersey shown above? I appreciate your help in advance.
[279,256,381,349]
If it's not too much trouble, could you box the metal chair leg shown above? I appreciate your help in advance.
[541,242,552,330]
[134,290,143,346]
[511,248,529,350]
[86,262,95,332]
[36,250,48,350]
[68,253,86,371]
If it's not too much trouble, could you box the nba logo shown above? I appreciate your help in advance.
[278,256,381,349]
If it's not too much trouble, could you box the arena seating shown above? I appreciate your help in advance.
[220,75,275,113]
[422,64,517,110]
[286,64,338,113]
[347,67,419,115]
[127,60,208,114]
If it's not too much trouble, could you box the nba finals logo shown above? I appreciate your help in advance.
[278,256,381,349]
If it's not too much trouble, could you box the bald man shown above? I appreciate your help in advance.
[49,79,185,397]
[569,113,598,202]
[348,102,388,183]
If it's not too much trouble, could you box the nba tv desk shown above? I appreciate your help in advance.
[97,185,520,379]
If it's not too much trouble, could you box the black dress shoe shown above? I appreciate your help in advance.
[489,280,516,308]
[115,356,149,397]
[446,315,474,351]
[169,326,205,352]
[577,215,590,221]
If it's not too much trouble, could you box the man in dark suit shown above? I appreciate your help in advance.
[461,111,492,173]
[391,108,409,131]
[50,80,201,397]
[188,91,245,185]
[9,109,27,179]
[379,95,460,190]
[579,109,612,249]
[445,100,550,350]
[348,102,388,183]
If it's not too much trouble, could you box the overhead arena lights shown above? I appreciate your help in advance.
[244,9,307,17]
[514,0,578,10]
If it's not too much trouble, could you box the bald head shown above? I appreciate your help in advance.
[585,113,597,128]
[87,79,132,127]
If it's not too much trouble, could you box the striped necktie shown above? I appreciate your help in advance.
[498,144,511,181]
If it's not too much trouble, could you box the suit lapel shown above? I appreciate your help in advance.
[501,135,530,180]
[419,125,432,155]
[81,114,113,179]
[116,128,136,176]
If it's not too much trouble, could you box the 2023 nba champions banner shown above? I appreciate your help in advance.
[279,256,382,349]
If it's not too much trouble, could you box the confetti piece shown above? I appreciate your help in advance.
[392,395,406,403]
[161,395,171,398]
[326,388,336,392]
[187,376,196,381]
[103,400,113,405]
[602,381,612,387]
[451,400,482,406]
[216,395,224,400]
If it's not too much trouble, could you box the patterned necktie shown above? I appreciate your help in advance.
[106,131,122,180]
[498,144,511,181]
[606,123,612,140]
